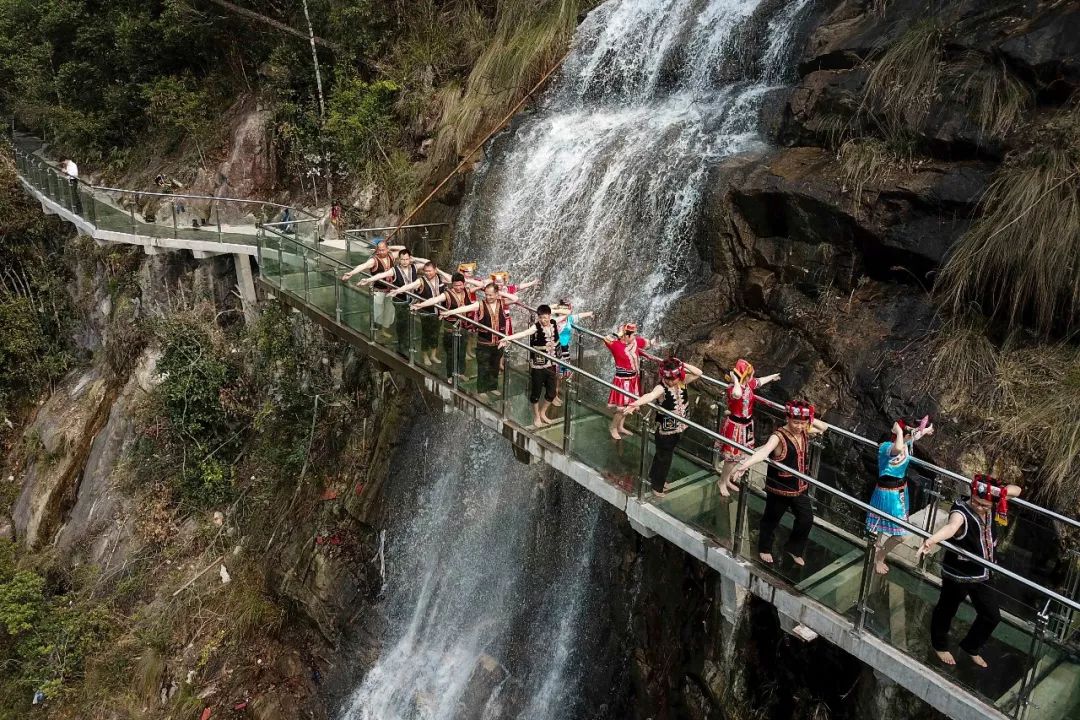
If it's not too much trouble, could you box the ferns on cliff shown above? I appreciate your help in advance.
[936,106,1080,336]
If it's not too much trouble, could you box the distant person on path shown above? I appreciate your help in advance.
[621,357,704,496]
[390,261,448,365]
[604,324,651,440]
[551,299,594,407]
[329,200,344,239]
[442,282,509,397]
[60,158,81,213]
[499,304,564,427]
[411,272,474,380]
[866,416,934,574]
[918,475,1021,668]
[714,359,781,498]
[731,401,831,566]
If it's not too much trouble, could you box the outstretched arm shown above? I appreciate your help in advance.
[888,422,906,458]
[342,258,375,281]
[515,279,539,292]
[356,269,393,287]
[441,300,481,319]
[810,418,831,435]
[389,279,422,297]
[498,328,535,348]
[620,385,665,415]
[917,512,965,558]
[412,292,448,311]
[731,434,782,479]
[758,373,781,386]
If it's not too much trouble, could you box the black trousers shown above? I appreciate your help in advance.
[758,492,814,558]
[476,343,503,393]
[442,325,467,380]
[419,314,441,352]
[649,431,682,492]
[529,366,557,403]
[393,300,411,356]
[931,577,1001,656]
[69,179,82,213]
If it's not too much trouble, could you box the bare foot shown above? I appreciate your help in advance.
[610,428,622,441]
[965,653,989,668]
[653,487,667,498]
[934,650,956,666]
[874,561,890,575]
[619,427,634,436]
[788,554,806,567]
[759,552,774,564]
[717,482,731,498]
[552,396,563,406]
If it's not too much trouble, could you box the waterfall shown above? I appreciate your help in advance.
[341,1,813,718]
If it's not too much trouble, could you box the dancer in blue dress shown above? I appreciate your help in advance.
[867,416,933,574]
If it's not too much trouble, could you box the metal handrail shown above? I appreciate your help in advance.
[262,227,1080,612]
[558,322,1079,530]
[11,139,318,219]
[13,128,1071,531]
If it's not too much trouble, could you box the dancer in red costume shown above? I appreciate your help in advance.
[714,359,780,497]
[604,323,651,440]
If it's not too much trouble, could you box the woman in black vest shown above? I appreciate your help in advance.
[620,357,704,496]
[917,474,1021,668]
[732,401,832,566]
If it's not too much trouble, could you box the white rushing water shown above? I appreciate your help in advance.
[342,1,813,718]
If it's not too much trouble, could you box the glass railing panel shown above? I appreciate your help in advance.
[567,394,642,495]
[1018,643,1080,720]
[502,346,538,429]
[277,237,306,296]
[303,250,338,314]
[652,471,736,549]
[467,335,506,415]
[339,282,373,339]
[258,229,282,286]
[368,286,411,361]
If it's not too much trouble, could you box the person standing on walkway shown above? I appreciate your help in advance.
[551,299,594,407]
[390,261,446,365]
[411,272,474,380]
[731,401,831,566]
[60,158,81,213]
[441,282,509,397]
[714,359,781,498]
[499,304,562,427]
[866,416,934,574]
[342,241,398,331]
[604,324,651,440]
[620,357,704,497]
[918,474,1021,668]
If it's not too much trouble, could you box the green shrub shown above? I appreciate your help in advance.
[324,76,401,176]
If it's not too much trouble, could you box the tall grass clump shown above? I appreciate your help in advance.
[951,51,1033,141]
[862,19,947,137]
[936,108,1080,337]
[428,0,593,165]
[838,137,896,206]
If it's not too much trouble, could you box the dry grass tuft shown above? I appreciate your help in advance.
[936,106,1080,336]
[838,137,896,205]
[862,19,947,135]
[951,51,1033,140]
[931,318,1080,505]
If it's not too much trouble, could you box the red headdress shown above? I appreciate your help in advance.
[730,358,755,384]
[971,474,1010,525]
[786,400,815,424]
[659,357,686,382]
[621,322,638,335]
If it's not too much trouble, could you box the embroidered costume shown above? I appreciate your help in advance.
[648,360,690,493]
[930,475,1007,658]
[717,359,759,462]
[866,424,915,536]
[758,402,815,559]
[605,325,646,407]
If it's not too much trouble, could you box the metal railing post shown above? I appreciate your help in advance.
[637,416,652,501]
[919,475,944,571]
[733,475,751,556]
[499,345,510,418]
[1015,605,1051,720]
[561,375,574,453]
[451,328,462,387]
[335,274,342,323]
[171,201,178,238]
[215,205,222,241]
[852,538,877,634]
[301,246,309,300]
[129,202,136,232]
